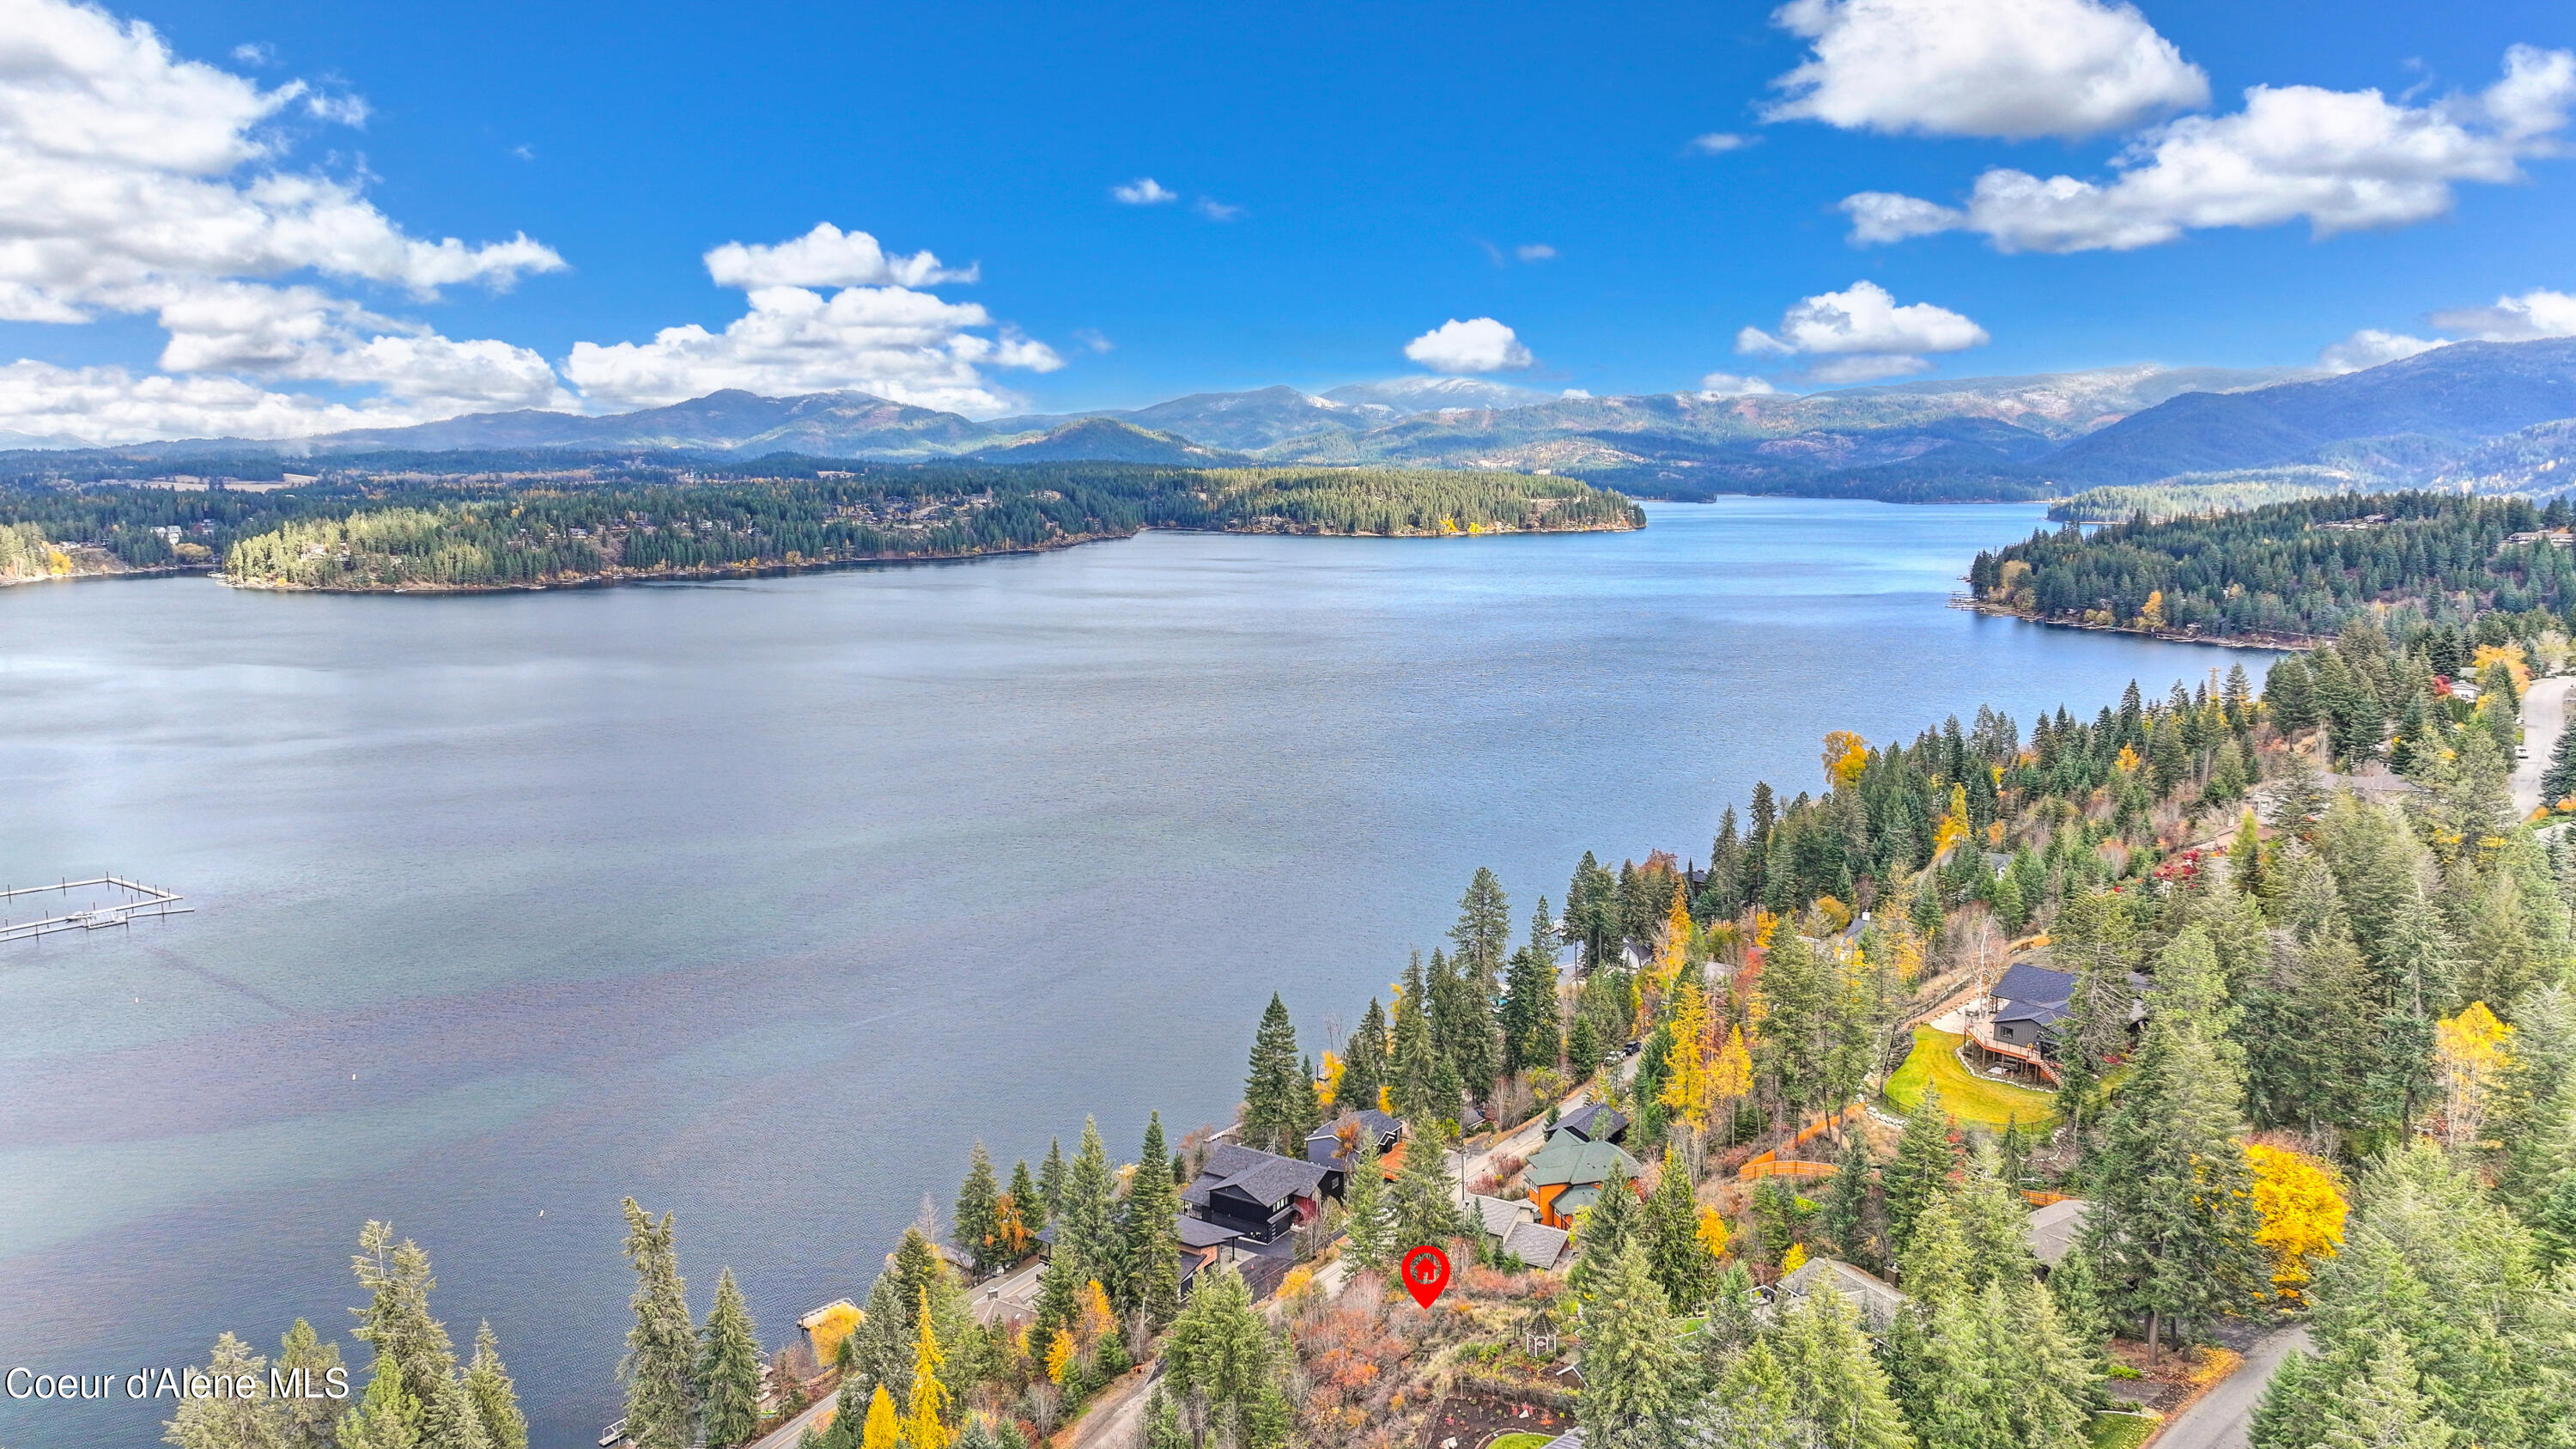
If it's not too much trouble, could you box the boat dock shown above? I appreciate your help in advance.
[1,875,193,942]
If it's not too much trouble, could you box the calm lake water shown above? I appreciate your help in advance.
[0,500,2260,1448]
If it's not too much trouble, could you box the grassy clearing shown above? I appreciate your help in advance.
[1882,1027,2057,1130]
[2085,1412,2160,1449]
[1490,1434,1556,1449]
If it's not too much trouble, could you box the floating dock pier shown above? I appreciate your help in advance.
[0,875,192,942]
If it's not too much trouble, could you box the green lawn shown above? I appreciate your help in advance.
[2086,1412,2160,1449]
[1490,1434,1556,1449]
[1882,1027,2057,1129]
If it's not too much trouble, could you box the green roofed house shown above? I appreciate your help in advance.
[1525,1129,1641,1229]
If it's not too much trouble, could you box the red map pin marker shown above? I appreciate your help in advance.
[1400,1244,1452,1308]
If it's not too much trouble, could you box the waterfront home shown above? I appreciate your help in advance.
[1303,1109,1404,1197]
[1181,1142,1328,1244]
[1523,1130,1642,1229]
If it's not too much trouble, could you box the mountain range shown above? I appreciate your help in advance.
[17,338,2576,502]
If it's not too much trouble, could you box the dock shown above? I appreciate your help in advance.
[1,875,193,942]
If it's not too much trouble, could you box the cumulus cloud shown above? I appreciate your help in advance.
[1698,372,1783,396]
[564,231,1064,416]
[0,0,572,440]
[1765,0,2208,141]
[1843,45,2576,253]
[1402,318,1535,374]
[1560,387,1591,399]
[2318,329,2445,374]
[1736,280,1988,356]
[703,223,974,289]
[1112,177,1178,204]
[1689,132,1756,153]
[2429,287,2576,341]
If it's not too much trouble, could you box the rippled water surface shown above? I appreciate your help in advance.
[0,500,2262,1447]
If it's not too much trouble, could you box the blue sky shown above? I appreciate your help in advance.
[3,0,2574,439]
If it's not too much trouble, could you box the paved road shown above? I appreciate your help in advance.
[2511,675,2575,818]
[2152,1328,2307,1449]
[746,1385,838,1449]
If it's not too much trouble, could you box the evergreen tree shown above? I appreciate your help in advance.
[1449,867,1511,997]
[1755,931,1832,1117]
[1641,1148,1721,1313]
[1010,1159,1045,1237]
[1881,1088,1955,1258]
[463,1324,528,1449]
[1037,1140,1066,1215]
[1241,993,1314,1154]
[1127,1112,1182,1331]
[2311,1336,2454,1449]
[617,1200,700,1449]
[1818,1132,1875,1266]
[337,1360,424,1449]
[1769,1284,1916,1449]
[1502,902,1564,1075]
[2088,1014,2263,1356]
[1390,966,1448,1129]
[2544,715,2576,809]
[349,1221,487,1449]
[696,1272,762,1449]
[1429,947,1499,1102]
[1340,1131,1394,1274]
[1041,1118,1121,1330]
[954,1143,1004,1275]
[1158,1267,1290,1449]
[166,1332,283,1449]
[1390,1117,1467,1249]
[277,1318,350,1449]
[1340,998,1388,1113]
[2266,655,2318,735]
[1576,1239,1685,1449]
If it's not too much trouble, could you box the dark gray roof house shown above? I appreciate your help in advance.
[1553,1102,1629,1144]
[1303,1109,1403,1197]
[1989,962,2078,1050]
[1182,1142,1327,1244]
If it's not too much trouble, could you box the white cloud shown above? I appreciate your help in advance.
[565,234,1065,417]
[1803,353,1934,384]
[0,0,573,441]
[1402,317,1535,374]
[1071,327,1115,354]
[1516,243,1558,261]
[1194,198,1242,221]
[2428,287,2576,341]
[1765,0,2208,141]
[2318,329,2445,373]
[1736,280,1988,356]
[1112,177,1177,204]
[703,223,973,289]
[1845,45,2576,253]
[1698,372,1783,396]
[1560,387,1591,399]
[1689,132,1756,153]
[228,40,272,66]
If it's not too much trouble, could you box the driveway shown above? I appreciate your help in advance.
[2511,676,2576,818]
[2151,1327,2307,1449]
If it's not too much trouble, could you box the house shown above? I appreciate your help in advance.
[1181,1142,1328,1244]
[1619,937,1654,973]
[1498,1220,1571,1271]
[1523,1130,1643,1229]
[1987,962,2078,1051]
[1552,1102,1629,1144]
[1303,1109,1404,1198]
[1774,1256,1906,1333]
[2026,1198,2093,1272]
[1471,1193,1533,1239]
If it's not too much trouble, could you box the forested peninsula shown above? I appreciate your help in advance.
[0,460,1642,593]
[1972,491,2576,645]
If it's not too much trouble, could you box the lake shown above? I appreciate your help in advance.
[0,499,2262,1448]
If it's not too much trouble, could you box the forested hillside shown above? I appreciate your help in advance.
[1976,491,2576,642]
[0,462,1641,592]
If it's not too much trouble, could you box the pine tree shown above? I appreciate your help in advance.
[1042,1118,1121,1330]
[349,1221,487,1449]
[2313,1336,2453,1449]
[1501,920,1563,1075]
[2232,809,2267,897]
[1449,867,1511,997]
[1390,1117,1466,1249]
[1757,931,1832,1117]
[337,1358,424,1449]
[1341,1130,1394,1274]
[617,1200,700,1449]
[276,1318,349,1449]
[1641,1148,1720,1313]
[1390,970,1448,1129]
[2544,716,2576,809]
[954,1143,1004,1275]
[1242,993,1312,1154]
[1159,1267,1289,1449]
[697,1271,762,1449]
[1037,1140,1066,1215]
[166,1332,283,1449]
[1127,1112,1182,1331]
[1009,1159,1046,1237]
[1770,1282,1916,1449]
[1881,1088,1954,1257]
[1576,1239,1683,1449]
[1340,997,1388,1113]
[2090,1016,2263,1357]
[463,1324,528,1449]
[1429,947,1499,1103]
[1819,1132,1874,1266]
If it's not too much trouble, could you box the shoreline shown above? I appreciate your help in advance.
[1947,596,2319,652]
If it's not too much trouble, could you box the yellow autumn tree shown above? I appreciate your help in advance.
[860,1385,902,1449]
[1885,927,1925,987]
[1780,1242,1807,1273]
[1696,1204,1732,1258]
[2246,1144,2348,1306]
[1075,1281,1117,1352]
[806,1301,864,1368]
[1043,1327,1072,1385]
[1709,1025,1753,1143]
[1931,783,1970,861]
[2139,590,2165,630]
[908,1289,949,1449]
[1660,977,1714,1133]
[2435,1002,2515,1150]
[1821,731,1869,790]
[1318,1050,1346,1110]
